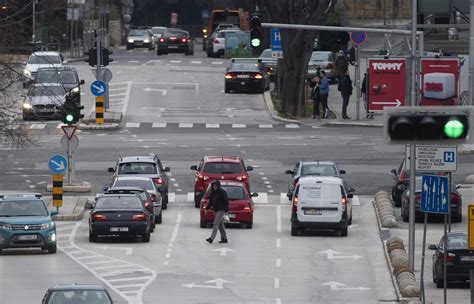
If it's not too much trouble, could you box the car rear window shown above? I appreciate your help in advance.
[0,200,48,217]
[47,290,112,304]
[230,63,260,71]
[301,164,337,176]
[447,235,467,249]
[118,162,157,175]
[95,197,143,209]
[298,183,341,201]
[113,179,154,191]
[203,162,242,174]
[166,31,187,38]
[222,186,245,200]
[310,52,331,62]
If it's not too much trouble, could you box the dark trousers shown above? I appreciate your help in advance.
[341,94,350,118]
[314,94,328,118]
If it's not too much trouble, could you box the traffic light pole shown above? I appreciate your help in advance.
[469,0,474,106]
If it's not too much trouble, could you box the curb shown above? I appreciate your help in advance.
[79,123,121,130]
[47,182,92,193]
[322,121,383,128]
[53,198,89,221]
[262,91,301,124]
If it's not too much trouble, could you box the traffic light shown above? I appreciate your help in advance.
[349,47,356,65]
[250,13,262,49]
[385,107,470,142]
[62,96,84,125]
[84,48,97,66]
[102,47,113,66]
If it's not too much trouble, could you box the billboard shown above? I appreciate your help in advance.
[367,58,407,112]
[420,58,460,106]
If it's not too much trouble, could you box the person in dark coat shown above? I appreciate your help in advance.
[335,50,348,80]
[338,70,353,119]
[310,76,322,119]
[206,180,229,244]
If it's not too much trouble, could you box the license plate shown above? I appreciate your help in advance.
[308,70,317,74]
[228,214,236,219]
[110,227,129,232]
[168,46,178,49]
[304,209,322,215]
[237,75,249,78]
[240,82,246,85]
[135,42,143,45]
[19,235,37,240]
[460,256,474,262]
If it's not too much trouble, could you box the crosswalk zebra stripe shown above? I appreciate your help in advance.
[29,123,46,129]
[259,124,273,128]
[285,124,299,128]
[232,124,246,128]
[205,123,219,128]
[125,123,140,128]
[178,123,193,128]
[152,123,167,128]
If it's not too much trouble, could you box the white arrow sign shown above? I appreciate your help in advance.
[143,88,167,95]
[50,159,66,171]
[318,249,364,260]
[372,99,402,107]
[213,247,235,256]
[321,281,371,291]
[98,246,133,255]
[92,84,105,94]
[183,278,232,289]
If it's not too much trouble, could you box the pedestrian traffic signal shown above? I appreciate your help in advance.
[62,96,84,125]
[250,13,262,49]
[385,108,470,142]
[349,47,356,65]
[84,48,97,67]
[102,47,113,66]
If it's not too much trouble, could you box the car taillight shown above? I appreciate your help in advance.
[92,214,107,222]
[153,177,163,185]
[446,252,456,262]
[243,203,251,210]
[144,201,151,209]
[292,196,298,213]
[159,38,165,43]
[225,73,234,79]
[214,39,220,44]
[398,171,406,183]
[188,38,191,42]
[254,73,263,79]
[132,214,146,221]
[326,63,334,69]
[236,175,247,181]
[341,196,347,206]
[181,38,187,43]
[451,194,460,204]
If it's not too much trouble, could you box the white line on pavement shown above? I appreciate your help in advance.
[206,123,220,128]
[276,238,281,249]
[285,124,299,128]
[276,205,281,233]
[125,123,140,128]
[276,258,281,268]
[276,299,282,304]
[152,123,167,128]
[212,61,224,65]
[191,61,202,64]
[164,210,183,265]
[259,124,273,128]
[232,124,246,128]
[274,278,280,289]
[179,123,193,128]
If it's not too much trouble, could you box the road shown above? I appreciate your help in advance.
[0,46,473,303]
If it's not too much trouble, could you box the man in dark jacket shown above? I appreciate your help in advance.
[206,180,229,244]
[338,70,353,119]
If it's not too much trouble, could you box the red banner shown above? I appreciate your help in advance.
[367,59,407,112]
[420,58,460,106]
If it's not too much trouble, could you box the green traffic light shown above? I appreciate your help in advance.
[444,119,465,138]
[65,114,74,123]
[251,38,261,48]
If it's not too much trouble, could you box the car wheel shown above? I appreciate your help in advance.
[340,226,348,237]
[142,233,151,243]
[47,243,57,254]
[224,86,230,94]
[200,220,207,228]
[89,232,98,242]
[155,211,162,224]
[348,209,353,225]
[246,221,253,229]
[452,208,462,223]
[291,225,299,236]
[435,271,444,288]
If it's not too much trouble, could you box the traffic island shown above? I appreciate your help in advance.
[51,196,90,221]
[79,111,122,130]
[374,191,397,228]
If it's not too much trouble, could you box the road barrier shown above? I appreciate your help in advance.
[374,191,397,227]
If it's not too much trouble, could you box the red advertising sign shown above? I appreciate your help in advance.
[420,58,460,106]
[367,59,407,112]
[170,13,178,25]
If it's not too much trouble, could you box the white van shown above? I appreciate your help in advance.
[290,176,353,237]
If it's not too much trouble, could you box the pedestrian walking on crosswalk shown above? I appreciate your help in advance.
[206,180,229,244]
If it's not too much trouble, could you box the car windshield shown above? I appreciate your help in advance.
[299,184,341,201]
[118,162,157,175]
[446,234,468,249]
[29,85,64,96]
[222,186,245,200]
[230,63,260,71]
[95,196,143,209]
[129,30,148,36]
[37,70,77,84]
[260,49,272,58]
[28,55,61,65]
[301,164,337,176]
[47,290,112,304]
[310,52,331,62]
[217,30,241,38]
[166,31,187,38]
[0,200,48,217]
[152,28,166,35]
[113,179,154,191]
[203,163,242,174]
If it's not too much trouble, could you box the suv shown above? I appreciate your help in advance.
[190,156,253,208]
[108,155,170,209]
[0,193,58,254]
[42,284,114,304]
[207,29,243,58]
[23,51,65,80]
[22,83,66,120]
[290,176,353,237]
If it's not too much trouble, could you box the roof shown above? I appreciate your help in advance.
[48,284,107,291]
[106,187,146,192]
[119,155,156,163]
[216,180,246,187]
[204,155,242,163]
[114,176,154,181]
[300,160,337,166]
[297,175,344,184]
[0,193,43,200]
[31,51,61,56]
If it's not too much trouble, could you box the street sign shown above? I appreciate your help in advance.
[468,205,474,249]
[421,175,449,214]
[271,28,282,51]
[48,154,67,174]
[92,68,113,82]
[350,31,367,45]
[91,80,106,97]
[61,135,79,153]
[61,125,77,140]
[405,145,457,172]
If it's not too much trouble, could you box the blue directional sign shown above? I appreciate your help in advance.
[91,80,106,97]
[350,31,367,45]
[271,28,282,51]
[421,175,449,214]
[48,154,68,174]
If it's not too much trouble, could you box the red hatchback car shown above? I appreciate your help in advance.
[199,181,258,229]
[190,156,253,207]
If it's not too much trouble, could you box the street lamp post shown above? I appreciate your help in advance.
[32,0,38,44]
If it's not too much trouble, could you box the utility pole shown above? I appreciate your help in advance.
[32,0,38,45]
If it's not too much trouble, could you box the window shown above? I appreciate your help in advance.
[28,55,61,65]
[310,52,331,62]
[47,290,112,304]
[301,164,337,176]
[222,186,245,200]
[230,63,260,71]
[37,70,78,84]
[203,163,242,174]
[113,179,154,191]
[0,200,48,217]
[447,235,467,249]
[129,30,148,36]
[95,197,143,209]
[118,162,157,175]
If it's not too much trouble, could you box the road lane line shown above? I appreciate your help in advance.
[164,209,183,265]
[276,238,281,249]
[276,299,282,304]
[276,258,281,268]
[125,123,140,128]
[232,124,246,128]
[259,124,273,128]
[179,123,193,128]
[285,124,299,128]
[276,205,281,233]
[152,123,167,128]
[274,278,280,289]
[191,60,202,64]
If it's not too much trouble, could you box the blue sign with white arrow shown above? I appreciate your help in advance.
[270,28,282,51]
[421,175,449,214]
[91,80,106,97]
[48,154,68,174]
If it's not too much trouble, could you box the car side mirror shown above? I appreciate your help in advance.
[428,245,438,250]
[251,192,259,197]
[50,210,59,216]
[339,170,346,174]
[390,169,396,175]
[79,79,85,85]
[456,184,461,189]
[246,166,253,171]
[20,94,26,98]
[347,193,354,198]
[62,60,68,64]
[190,165,198,171]
[164,166,171,172]
[108,167,115,173]
[285,170,293,175]
[151,194,158,202]
[349,187,356,193]
[102,186,108,192]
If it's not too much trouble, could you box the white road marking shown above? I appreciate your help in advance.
[285,124,300,128]
[275,258,281,268]
[232,124,246,128]
[29,123,46,129]
[276,205,282,233]
[274,278,280,289]
[128,60,140,63]
[206,123,219,128]
[152,123,167,128]
[259,124,273,128]
[276,299,282,304]
[212,61,224,65]
[252,192,268,204]
[179,123,193,128]
[125,123,140,128]
[170,60,182,63]
[352,195,360,206]
[280,193,290,204]
[190,60,202,64]
[187,192,193,203]
[164,210,183,265]
[276,238,281,249]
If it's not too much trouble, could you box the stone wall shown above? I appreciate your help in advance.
[344,0,411,20]
[89,20,122,47]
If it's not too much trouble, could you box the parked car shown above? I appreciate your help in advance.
[306,51,336,82]
[258,48,278,81]
[127,29,155,50]
[400,175,462,223]
[200,180,258,229]
[429,231,474,288]
[290,176,353,237]
[88,194,152,242]
[224,58,270,94]
[157,29,194,55]
[207,29,243,58]
[150,26,167,39]
[285,160,348,200]
[190,155,253,208]
[0,193,58,254]
[23,51,65,80]
[108,154,170,209]
[22,83,66,121]
[42,284,113,304]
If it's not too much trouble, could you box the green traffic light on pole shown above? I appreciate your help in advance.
[444,119,465,139]
[65,114,74,123]
[251,38,261,48]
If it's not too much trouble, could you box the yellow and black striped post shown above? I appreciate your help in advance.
[52,174,63,208]
[96,96,104,124]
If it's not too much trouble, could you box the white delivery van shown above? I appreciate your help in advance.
[290,176,353,237]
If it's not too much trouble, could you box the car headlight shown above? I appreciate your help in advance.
[144,39,150,43]
[71,87,80,93]
[128,39,134,43]
[23,102,32,109]
[40,221,55,230]
[23,69,31,77]
[0,223,12,230]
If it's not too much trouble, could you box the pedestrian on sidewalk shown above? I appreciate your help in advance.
[310,76,323,119]
[318,71,329,118]
[361,72,373,119]
[335,50,349,81]
[205,180,229,244]
[338,70,353,119]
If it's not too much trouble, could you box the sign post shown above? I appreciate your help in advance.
[91,80,107,124]
[350,32,366,120]
[48,154,67,211]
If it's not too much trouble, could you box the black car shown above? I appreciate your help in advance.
[390,159,428,207]
[258,49,278,81]
[400,175,462,223]
[224,59,270,94]
[157,29,194,55]
[42,284,113,304]
[429,232,474,288]
[88,194,152,242]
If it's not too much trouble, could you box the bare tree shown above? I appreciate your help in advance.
[255,0,336,116]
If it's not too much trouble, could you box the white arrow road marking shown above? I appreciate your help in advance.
[318,249,364,260]
[143,88,167,95]
[50,159,65,171]
[372,99,401,107]
[98,246,133,255]
[212,247,235,256]
[183,278,232,289]
[92,84,105,94]
[321,281,371,291]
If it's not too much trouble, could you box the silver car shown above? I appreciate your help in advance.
[126,29,155,50]
[259,49,278,81]
[22,83,66,121]
[306,51,336,82]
